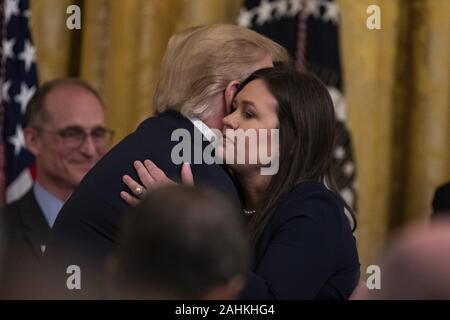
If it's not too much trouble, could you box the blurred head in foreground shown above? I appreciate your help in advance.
[109,185,248,299]
[356,217,450,299]
[0,213,4,276]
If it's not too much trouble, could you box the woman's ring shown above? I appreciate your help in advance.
[134,186,143,195]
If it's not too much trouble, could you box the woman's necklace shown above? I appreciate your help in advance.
[243,209,256,216]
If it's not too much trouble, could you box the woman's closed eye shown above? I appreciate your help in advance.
[241,104,256,119]
[231,101,255,119]
[243,110,254,119]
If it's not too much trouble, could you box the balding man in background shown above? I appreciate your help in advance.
[1,79,113,298]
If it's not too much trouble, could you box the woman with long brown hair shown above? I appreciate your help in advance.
[121,67,360,299]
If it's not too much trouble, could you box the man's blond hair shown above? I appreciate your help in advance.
[153,24,291,118]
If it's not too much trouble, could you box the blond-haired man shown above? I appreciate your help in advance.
[45,24,291,298]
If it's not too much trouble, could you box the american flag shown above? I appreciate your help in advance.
[1,0,37,204]
[238,0,357,210]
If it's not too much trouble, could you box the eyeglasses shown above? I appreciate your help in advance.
[34,125,115,149]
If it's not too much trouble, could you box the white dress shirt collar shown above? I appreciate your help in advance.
[33,182,64,228]
[188,117,217,142]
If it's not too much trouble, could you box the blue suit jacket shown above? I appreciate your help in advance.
[44,111,239,298]
[240,182,360,300]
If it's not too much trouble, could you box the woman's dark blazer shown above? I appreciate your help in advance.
[240,182,360,300]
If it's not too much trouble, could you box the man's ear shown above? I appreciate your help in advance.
[224,80,240,114]
[24,126,40,156]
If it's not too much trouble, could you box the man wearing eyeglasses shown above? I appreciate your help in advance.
[0,79,113,298]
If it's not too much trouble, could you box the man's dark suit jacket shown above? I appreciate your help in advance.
[1,188,51,298]
[44,110,239,298]
[240,182,360,300]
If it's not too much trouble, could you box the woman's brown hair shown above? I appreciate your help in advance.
[237,67,357,246]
